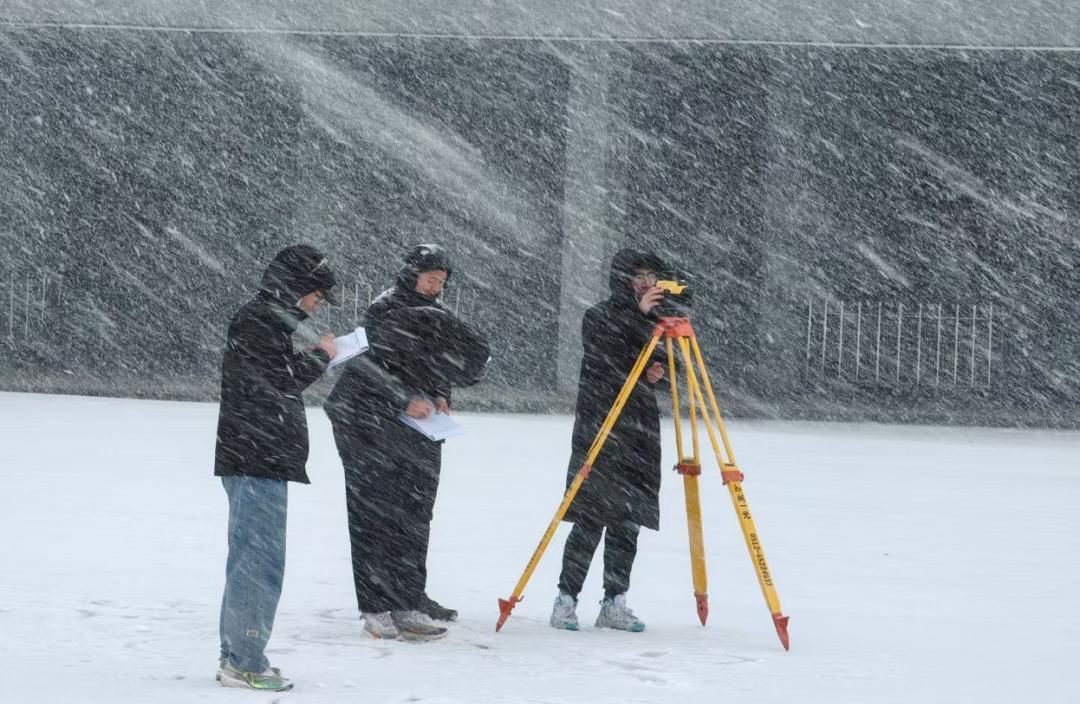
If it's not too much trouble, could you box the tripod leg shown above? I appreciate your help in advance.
[687,336,736,462]
[682,471,708,625]
[684,336,791,650]
[670,337,708,625]
[496,330,663,632]
[665,336,686,461]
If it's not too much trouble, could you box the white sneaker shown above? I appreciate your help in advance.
[549,593,580,631]
[391,609,448,641]
[595,594,646,632]
[362,611,401,640]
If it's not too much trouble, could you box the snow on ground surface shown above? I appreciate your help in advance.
[1,391,1077,703]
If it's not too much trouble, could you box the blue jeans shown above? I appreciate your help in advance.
[218,476,288,673]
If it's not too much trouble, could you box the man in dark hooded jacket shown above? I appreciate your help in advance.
[214,244,338,691]
[325,243,480,641]
[550,248,667,633]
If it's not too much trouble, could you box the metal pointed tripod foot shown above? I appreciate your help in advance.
[695,593,709,625]
[774,612,791,651]
[495,596,520,632]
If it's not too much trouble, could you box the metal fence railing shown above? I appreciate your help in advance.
[4,268,64,347]
[333,278,473,329]
[804,298,1002,389]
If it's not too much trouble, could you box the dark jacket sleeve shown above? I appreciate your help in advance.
[291,348,330,389]
[324,293,421,425]
[227,313,294,395]
[352,354,414,413]
[325,349,416,428]
[582,304,659,380]
[362,294,441,404]
[231,310,329,393]
[364,295,398,329]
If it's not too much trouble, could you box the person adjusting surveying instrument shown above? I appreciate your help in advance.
[549,249,668,634]
[494,249,791,651]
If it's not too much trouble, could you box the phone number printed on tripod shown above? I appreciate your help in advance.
[750,533,773,587]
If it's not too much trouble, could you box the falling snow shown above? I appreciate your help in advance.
[2,3,1079,703]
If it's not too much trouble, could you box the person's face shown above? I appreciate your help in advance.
[297,290,324,313]
[415,269,448,298]
[630,268,658,298]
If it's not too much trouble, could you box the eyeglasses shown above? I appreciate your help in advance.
[630,272,658,285]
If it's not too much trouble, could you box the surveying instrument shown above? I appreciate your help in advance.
[495,280,790,650]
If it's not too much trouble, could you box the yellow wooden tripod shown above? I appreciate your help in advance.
[495,314,790,650]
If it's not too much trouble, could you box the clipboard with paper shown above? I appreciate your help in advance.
[328,326,369,369]
[398,410,465,441]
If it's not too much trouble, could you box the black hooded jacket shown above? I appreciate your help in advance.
[325,243,489,424]
[325,276,455,425]
[324,264,462,521]
[213,247,333,484]
[563,248,666,530]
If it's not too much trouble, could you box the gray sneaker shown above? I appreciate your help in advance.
[595,594,645,632]
[549,593,580,631]
[391,609,448,641]
[216,658,279,682]
[363,611,402,640]
[219,662,293,691]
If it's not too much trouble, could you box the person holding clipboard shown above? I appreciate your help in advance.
[325,244,488,641]
[213,244,338,690]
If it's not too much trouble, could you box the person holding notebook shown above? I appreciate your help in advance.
[325,244,487,641]
[214,244,338,691]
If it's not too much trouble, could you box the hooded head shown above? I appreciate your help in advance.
[608,247,665,306]
[259,244,338,308]
[397,243,452,297]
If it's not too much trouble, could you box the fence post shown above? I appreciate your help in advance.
[875,302,883,382]
[837,301,845,378]
[855,302,862,382]
[820,297,829,375]
[916,303,923,386]
[952,303,960,385]
[969,304,977,386]
[935,303,943,386]
[895,303,903,384]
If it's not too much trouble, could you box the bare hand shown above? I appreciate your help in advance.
[317,334,337,360]
[433,396,450,415]
[405,396,435,419]
[638,286,664,315]
[645,361,665,384]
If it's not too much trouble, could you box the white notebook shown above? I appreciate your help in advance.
[398,411,465,441]
[327,326,369,369]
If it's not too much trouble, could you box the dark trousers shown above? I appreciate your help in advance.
[332,413,442,614]
[344,469,434,613]
[557,517,640,600]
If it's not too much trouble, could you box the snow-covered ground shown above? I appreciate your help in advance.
[1,391,1077,703]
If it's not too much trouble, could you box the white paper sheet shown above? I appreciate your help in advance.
[398,410,465,441]
[327,326,369,369]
